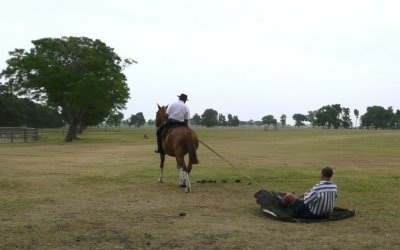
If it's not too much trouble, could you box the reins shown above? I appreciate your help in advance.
[198,139,267,190]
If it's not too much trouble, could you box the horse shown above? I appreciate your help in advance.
[156,104,199,192]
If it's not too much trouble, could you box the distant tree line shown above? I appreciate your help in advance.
[3,95,399,130]
[289,104,400,129]
[189,109,241,127]
[103,108,243,128]
[103,111,147,128]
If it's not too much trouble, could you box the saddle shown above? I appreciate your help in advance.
[161,120,188,141]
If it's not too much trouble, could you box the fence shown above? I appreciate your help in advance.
[0,127,39,143]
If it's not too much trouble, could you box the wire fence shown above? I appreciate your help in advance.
[0,127,39,143]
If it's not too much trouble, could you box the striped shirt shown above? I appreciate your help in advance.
[304,180,338,216]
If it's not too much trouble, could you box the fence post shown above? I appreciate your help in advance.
[34,128,38,141]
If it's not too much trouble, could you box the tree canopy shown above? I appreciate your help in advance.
[201,109,219,127]
[262,115,277,127]
[128,112,146,127]
[227,114,240,126]
[307,111,317,128]
[341,107,352,129]
[292,113,308,127]
[106,111,124,127]
[280,114,287,127]
[218,113,227,126]
[361,106,399,129]
[191,113,201,125]
[0,36,135,141]
[0,91,64,128]
[315,104,342,128]
[354,109,360,127]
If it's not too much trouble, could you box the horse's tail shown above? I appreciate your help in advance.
[186,128,199,164]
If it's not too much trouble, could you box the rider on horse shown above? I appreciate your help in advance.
[155,93,190,154]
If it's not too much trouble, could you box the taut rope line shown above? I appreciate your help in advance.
[198,139,267,190]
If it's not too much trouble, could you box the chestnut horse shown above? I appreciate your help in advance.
[156,104,199,192]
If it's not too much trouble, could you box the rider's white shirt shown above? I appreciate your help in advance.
[167,100,190,121]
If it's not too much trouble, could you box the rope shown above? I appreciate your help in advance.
[198,139,267,190]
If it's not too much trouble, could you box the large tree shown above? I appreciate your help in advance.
[341,107,353,129]
[315,104,342,129]
[218,113,227,126]
[394,110,400,129]
[262,115,277,127]
[307,110,317,128]
[1,36,135,141]
[106,111,124,128]
[190,113,201,126]
[280,114,287,127]
[201,109,219,127]
[146,119,154,126]
[361,106,396,129]
[227,114,233,126]
[354,109,360,128]
[128,112,146,127]
[231,115,240,126]
[292,113,308,127]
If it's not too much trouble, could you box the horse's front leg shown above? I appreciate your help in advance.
[159,153,165,183]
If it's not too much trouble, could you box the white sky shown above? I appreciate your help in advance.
[1,0,399,125]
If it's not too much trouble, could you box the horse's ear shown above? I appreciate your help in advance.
[157,103,161,109]
[166,105,169,109]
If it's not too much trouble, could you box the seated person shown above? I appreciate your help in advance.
[281,166,338,219]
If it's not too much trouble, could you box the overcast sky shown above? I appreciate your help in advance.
[1,0,399,125]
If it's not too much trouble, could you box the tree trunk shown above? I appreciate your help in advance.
[78,121,84,134]
[65,118,79,142]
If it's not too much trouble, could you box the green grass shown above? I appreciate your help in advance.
[1,127,400,249]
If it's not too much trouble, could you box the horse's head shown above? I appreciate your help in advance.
[156,104,169,128]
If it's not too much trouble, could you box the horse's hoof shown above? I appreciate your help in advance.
[159,179,164,183]
[185,187,191,193]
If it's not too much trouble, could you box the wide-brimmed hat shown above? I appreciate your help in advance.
[178,93,188,101]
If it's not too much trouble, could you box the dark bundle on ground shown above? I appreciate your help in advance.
[255,189,355,223]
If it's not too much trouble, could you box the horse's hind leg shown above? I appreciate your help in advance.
[181,159,193,192]
[178,168,186,187]
[176,157,186,187]
[184,171,192,193]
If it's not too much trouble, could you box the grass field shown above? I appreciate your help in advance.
[1,127,400,249]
